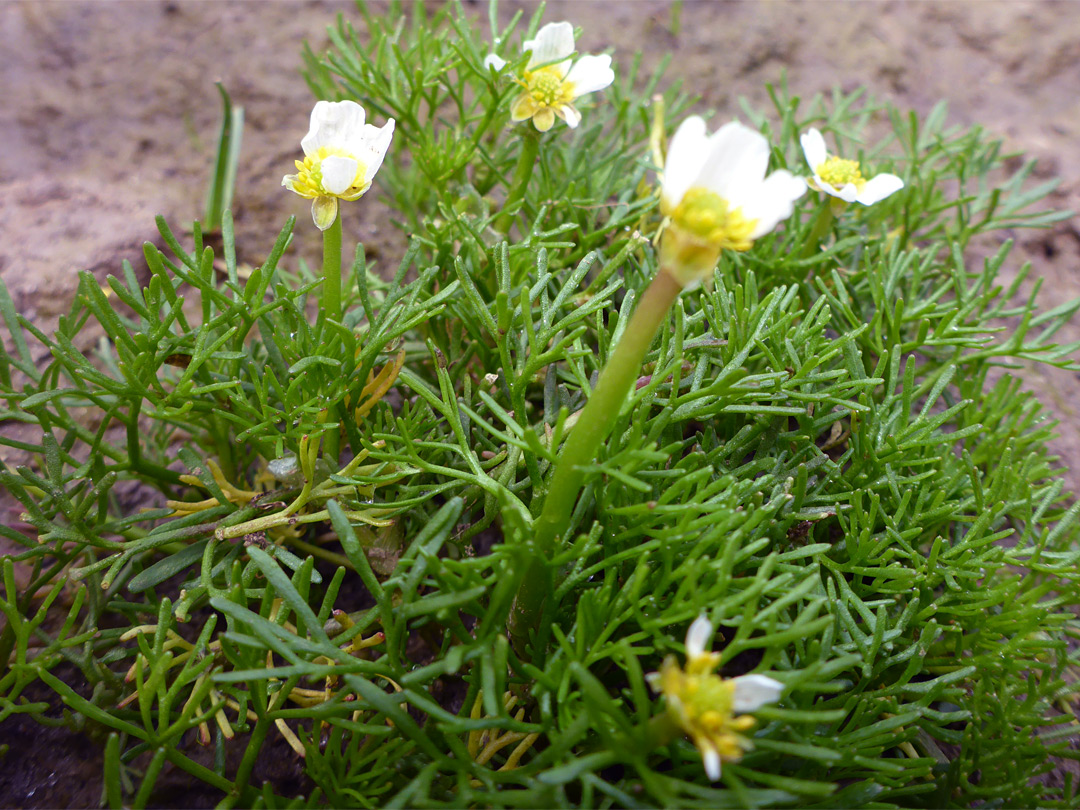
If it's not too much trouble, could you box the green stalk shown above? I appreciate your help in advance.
[322,211,343,323]
[322,212,343,464]
[509,269,683,656]
[494,129,541,234]
[801,198,837,260]
[126,398,182,485]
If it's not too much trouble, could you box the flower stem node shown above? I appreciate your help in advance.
[282,100,395,230]
[647,615,784,781]
[800,127,904,205]
[660,117,805,288]
[504,21,615,132]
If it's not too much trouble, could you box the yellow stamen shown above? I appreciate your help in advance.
[816,155,865,190]
[660,186,760,286]
[511,65,577,131]
[288,146,369,201]
[668,187,758,252]
[653,652,759,775]
[525,66,575,108]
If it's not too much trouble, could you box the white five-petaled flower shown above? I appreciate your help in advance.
[282,100,395,231]
[495,21,614,133]
[800,127,904,205]
[646,615,784,781]
[659,116,806,288]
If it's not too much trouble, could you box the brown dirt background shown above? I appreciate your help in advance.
[1,0,1079,806]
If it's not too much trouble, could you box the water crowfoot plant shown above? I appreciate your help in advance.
[646,615,784,781]
[501,21,614,132]
[3,2,1080,807]
[282,98,395,462]
[489,20,615,234]
[800,126,904,207]
[798,125,904,259]
[510,114,805,653]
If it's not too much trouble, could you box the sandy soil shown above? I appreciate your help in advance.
[1,1,1078,805]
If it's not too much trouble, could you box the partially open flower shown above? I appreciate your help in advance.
[659,117,806,288]
[646,615,784,781]
[800,127,904,205]
[505,21,614,133]
[282,100,395,230]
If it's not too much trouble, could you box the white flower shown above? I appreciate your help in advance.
[646,616,784,781]
[483,53,507,71]
[730,674,785,714]
[507,21,615,132]
[282,100,395,230]
[659,116,806,287]
[685,614,713,660]
[800,127,904,205]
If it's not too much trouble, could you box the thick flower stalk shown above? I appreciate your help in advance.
[282,100,395,231]
[510,116,804,657]
[800,127,904,206]
[647,616,783,781]
[489,21,615,133]
[660,116,806,288]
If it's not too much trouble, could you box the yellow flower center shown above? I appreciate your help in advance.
[669,187,758,252]
[524,66,575,109]
[816,155,865,189]
[655,654,756,767]
[288,146,367,200]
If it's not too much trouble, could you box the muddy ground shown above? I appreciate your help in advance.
[1,1,1079,806]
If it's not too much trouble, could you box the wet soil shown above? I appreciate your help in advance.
[1,1,1079,806]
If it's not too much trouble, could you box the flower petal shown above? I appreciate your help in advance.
[566,54,614,97]
[826,181,860,203]
[511,92,536,122]
[800,128,828,171]
[856,172,905,205]
[524,21,575,70]
[685,615,713,660]
[703,747,723,781]
[814,179,859,202]
[302,100,366,155]
[483,53,507,71]
[311,195,339,231]
[533,107,556,132]
[561,104,582,128]
[731,674,784,712]
[742,170,806,239]
[282,173,300,192]
[321,155,360,196]
[697,121,771,206]
[662,115,710,211]
[355,119,395,187]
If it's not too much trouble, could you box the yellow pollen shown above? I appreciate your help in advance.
[288,146,366,200]
[699,710,725,730]
[816,155,865,189]
[654,654,758,774]
[524,66,575,108]
[670,187,759,252]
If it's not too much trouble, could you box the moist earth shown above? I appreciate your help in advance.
[1,1,1078,806]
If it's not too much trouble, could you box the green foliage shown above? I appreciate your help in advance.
[205,82,245,233]
[2,1,1079,808]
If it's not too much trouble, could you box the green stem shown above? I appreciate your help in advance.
[509,269,684,656]
[126,398,182,485]
[801,199,837,260]
[494,129,541,234]
[322,211,343,323]
[323,213,343,463]
[649,711,681,748]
